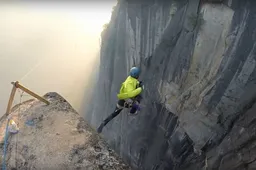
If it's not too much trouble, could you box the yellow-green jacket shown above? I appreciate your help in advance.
[117,76,142,100]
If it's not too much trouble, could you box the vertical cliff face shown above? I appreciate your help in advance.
[87,0,256,169]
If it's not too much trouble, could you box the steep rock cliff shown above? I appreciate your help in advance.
[87,0,256,169]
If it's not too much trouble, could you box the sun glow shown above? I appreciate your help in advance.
[0,1,117,116]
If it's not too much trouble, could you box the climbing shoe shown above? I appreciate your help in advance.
[128,110,138,116]
[97,123,105,133]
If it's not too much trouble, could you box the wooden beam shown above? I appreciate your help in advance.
[13,81,50,105]
[6,84,17,115]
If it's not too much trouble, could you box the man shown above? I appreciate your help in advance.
[97,67,144,133]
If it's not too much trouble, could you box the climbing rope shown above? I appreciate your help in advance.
[2,118,10,170]
[19,60,43,82]
[15,90,24,168]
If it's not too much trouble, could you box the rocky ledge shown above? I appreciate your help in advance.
[0,92,131,170]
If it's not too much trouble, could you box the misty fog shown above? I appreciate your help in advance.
[0,1,116,116]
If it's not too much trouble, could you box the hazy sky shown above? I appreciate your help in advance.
[0,1,117,116]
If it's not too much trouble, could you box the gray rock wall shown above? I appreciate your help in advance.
[86,0,256,169]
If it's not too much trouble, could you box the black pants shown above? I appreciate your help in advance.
[101,95,142,127]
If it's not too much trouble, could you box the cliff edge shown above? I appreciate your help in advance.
[0,92,130,170]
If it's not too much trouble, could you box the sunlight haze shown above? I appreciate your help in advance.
[0,1,117,116]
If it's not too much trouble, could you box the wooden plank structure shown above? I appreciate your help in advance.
[5,84,17,116]
[5,81,50,115]
[2,81,50,170]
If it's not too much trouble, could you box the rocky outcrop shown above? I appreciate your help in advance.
[0,93,130,170]
[87,0,256,170]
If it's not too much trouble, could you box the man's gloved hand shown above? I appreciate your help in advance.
[139,81,144,90]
